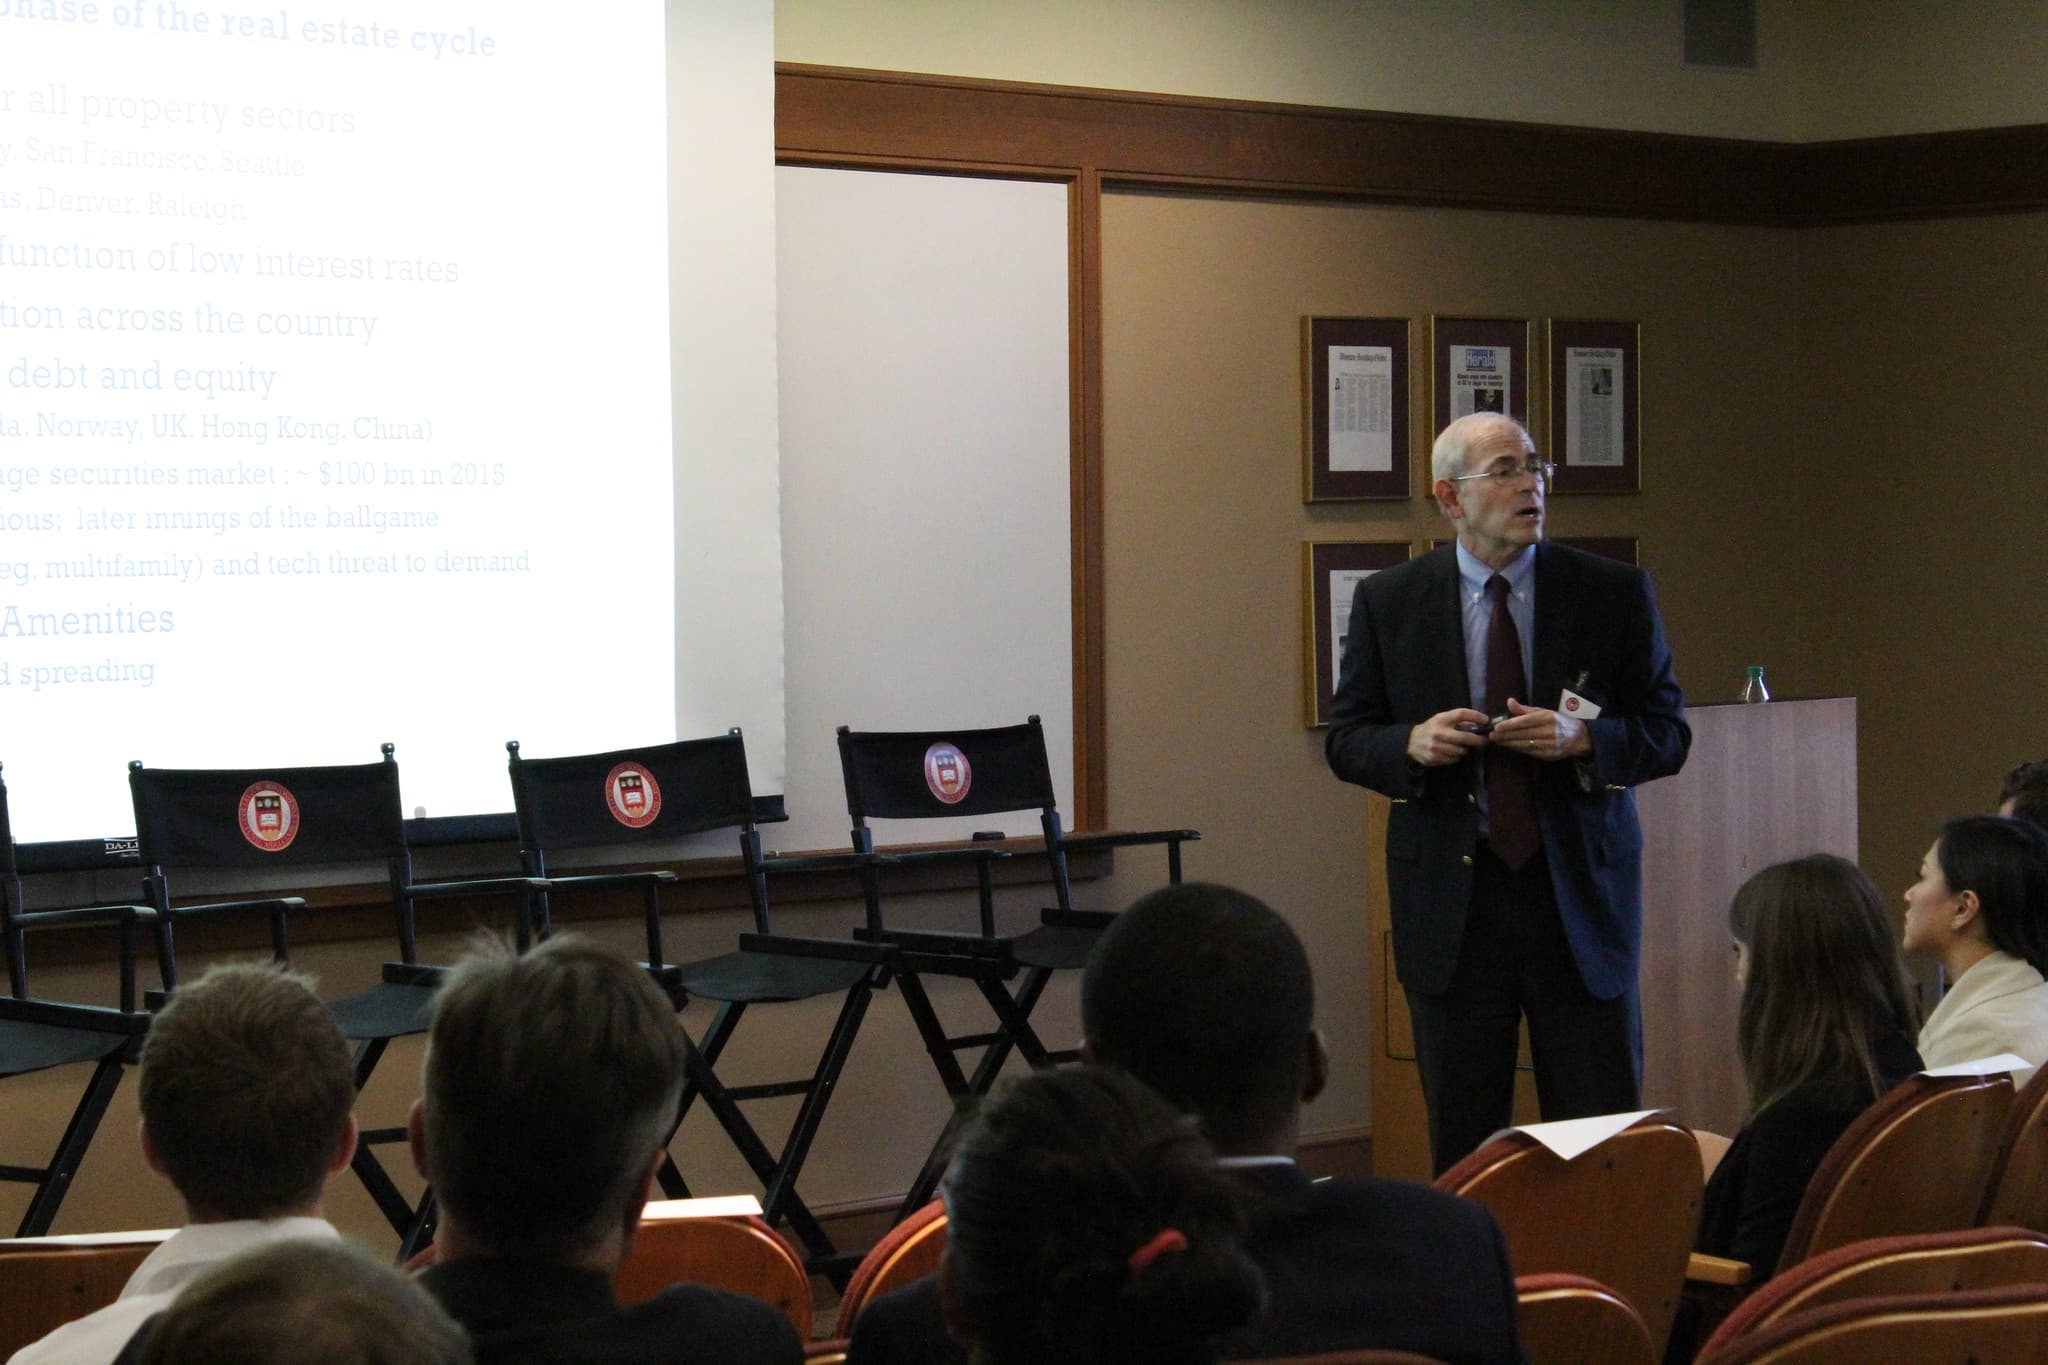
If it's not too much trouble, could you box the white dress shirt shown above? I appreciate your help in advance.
[7,1217,339,1365]
[1918,949,2048,1089]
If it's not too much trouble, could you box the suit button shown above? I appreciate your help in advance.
[1461,855,1473,867]
[1467,792,1476,804]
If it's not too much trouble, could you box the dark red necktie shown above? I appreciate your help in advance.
[1485,574,1539,869]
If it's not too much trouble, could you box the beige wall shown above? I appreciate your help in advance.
[1784,0,2048,139]
[1796,212,2048,904]
[1094,192,1810,1136]
[777,0,2048,140]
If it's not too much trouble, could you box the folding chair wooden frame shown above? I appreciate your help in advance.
[506,729,897,1274]
[126,744,532,1255]
[1696,1225,2048,1358]
[833,716,1198,1221]
[1980,1060,2048,1231]
[1684,1070,2018,1345]
[1436,1113,1700,1357]
[1691,1282,2048,1364]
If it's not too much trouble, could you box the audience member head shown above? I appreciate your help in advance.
[1904,814,2048,978]
[1998,759,2048,830]
[137,962,358,1222]
[410,935,688,1267]
[1729,854,1919,1114]
[939,1066,1264,1365]
[1081,882,1324,1154]
[130,1239,471,1365]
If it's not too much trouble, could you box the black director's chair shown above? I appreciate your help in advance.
[1,762,156,1236]
[834,714,1198,1219]
[127,745,533,1254]
[505,729,895,1270]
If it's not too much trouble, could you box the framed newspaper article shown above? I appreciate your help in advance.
[1430,316,1530,436]
[1547,319,1640,493]
[1303,316,1411,502]
[1303,540,1411,727]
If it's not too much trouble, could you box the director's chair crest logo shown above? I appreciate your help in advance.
[604,762,662,829]
[238,781,300,852]
[923,743,972,805]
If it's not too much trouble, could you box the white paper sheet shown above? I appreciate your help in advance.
[1922,1053,2030,1078]
[640,1194,763,1221]
[1508,1108,1661,1161]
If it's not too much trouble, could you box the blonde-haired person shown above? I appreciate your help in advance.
[1906,815,2048,1085]
[119,1240,469,1365]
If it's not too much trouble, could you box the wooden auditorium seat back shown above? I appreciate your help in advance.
[1776,1072,2014,1269]
[1980,1062,2048,1232]
[1695,1225,2048,1358]
[1514,1272,1656,1365]
[834,1199,947,1333]
[0,1233,169,1361]
[1435,1115,1700,1357]
[1690,1282,2048,1365]
[613,1213,813,1339]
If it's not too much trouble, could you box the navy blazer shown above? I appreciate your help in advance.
[1325,541,1689,999]
[845,1163,1525,1365]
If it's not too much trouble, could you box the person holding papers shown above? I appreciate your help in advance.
[1905,815,2048,1085]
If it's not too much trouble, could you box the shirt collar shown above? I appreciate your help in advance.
[1456,540,1535,598]
[123,1218,339,1299]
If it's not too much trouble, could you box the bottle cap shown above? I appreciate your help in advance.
[1745,665,1763,677]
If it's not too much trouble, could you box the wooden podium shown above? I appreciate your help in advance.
[1365,698,1858,1181]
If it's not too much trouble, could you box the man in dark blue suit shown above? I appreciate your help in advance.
[1325,412,1689,1174]
[847,883,1524,1365]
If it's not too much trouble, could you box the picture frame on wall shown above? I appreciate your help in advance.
[1303,540,1411,727]
[1547,319,1641,493]
[1302,316,1411,501]
[1430,315,1530,435]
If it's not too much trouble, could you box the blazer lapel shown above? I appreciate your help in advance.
[1532,540,1573,708]
[1419,545,1470,706]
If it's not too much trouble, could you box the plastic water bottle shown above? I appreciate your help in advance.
[1740,666,1770,704]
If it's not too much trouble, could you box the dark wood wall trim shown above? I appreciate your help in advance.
[777,63,2048,226]
[774,63,2048,828]
[775,64,1798,223]
[1789,124,2048,224]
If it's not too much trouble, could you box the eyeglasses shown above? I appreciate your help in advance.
[1449,459,1555,489]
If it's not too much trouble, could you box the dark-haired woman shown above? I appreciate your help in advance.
[1695,853,1923,1278]
[940,1066,1265,1365]
[1907,815,2048,1086]
[1665,855,1925,1361]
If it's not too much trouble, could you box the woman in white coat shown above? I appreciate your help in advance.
[1905,814,2048,1085]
